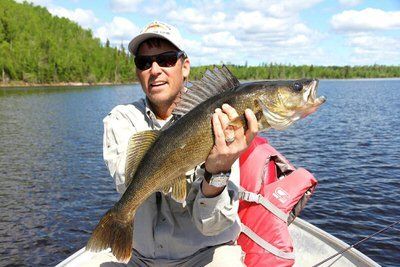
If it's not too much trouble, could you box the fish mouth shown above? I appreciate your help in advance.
[300,79,326,118]
[304,79,326,107]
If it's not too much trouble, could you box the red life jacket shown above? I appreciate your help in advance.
[238,136,318,267]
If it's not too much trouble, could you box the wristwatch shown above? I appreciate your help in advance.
[204,168,231,188]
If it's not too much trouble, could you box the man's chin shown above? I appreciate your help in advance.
[147,94,173,105]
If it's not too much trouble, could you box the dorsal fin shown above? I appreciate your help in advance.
[173,65,240,117]
[125,130,160,187]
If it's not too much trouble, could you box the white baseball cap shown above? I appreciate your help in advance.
[128,21,185,55]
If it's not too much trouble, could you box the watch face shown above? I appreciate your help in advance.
[209,173,229,188]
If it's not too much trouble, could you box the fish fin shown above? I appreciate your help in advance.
[173,65,240,117]
[228,101,272,131]
[125,130,160,187]
[229,115,246,128]
[228,111,269,131]
[86,208,133,263]
[161,176,187,203]
[170,176,187,202]
[254,100,271,130]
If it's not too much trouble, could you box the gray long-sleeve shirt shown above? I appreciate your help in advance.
[102,98,241,260]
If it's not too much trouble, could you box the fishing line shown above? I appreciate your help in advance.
[312,219,400,267]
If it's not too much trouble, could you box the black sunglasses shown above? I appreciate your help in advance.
[134,51,186,71]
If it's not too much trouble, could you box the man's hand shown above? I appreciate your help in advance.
[201,104,258,197]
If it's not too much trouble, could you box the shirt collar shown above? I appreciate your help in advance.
[144,98,173,129]
[144,98,156,119]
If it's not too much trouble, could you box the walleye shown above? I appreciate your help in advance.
[86,66,326,262]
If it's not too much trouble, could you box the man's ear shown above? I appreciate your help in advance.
[182,57,190,80]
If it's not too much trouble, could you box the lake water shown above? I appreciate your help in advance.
[0,80,399,266]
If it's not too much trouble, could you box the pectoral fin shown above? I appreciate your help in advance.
[161,176,187,203]
[227,100,269,131]
[228,115,246,128]
[125,130,160,187]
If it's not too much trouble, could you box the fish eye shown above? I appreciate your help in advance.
[293,82,303,91]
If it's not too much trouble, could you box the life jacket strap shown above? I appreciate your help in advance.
[241,224,295,260]
[239,187,289,223]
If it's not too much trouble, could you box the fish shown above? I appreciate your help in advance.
[86,65,326,262]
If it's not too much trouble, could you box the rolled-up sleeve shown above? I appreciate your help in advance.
[103,107,137,194]
[186,160,240,236]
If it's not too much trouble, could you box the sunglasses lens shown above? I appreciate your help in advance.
[158,52,178,67]
[135,51,183,70]
[134,57,152,70]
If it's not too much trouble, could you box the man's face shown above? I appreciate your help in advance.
[136,40,190,109]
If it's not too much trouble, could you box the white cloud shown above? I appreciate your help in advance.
[48,7,99,28]
[235,0,323,17]
[331,8,400,32]
[167,8,206,24]
[233,11,289,33]
[95,17,139,45]
[110,0,144,13]
[142,0,178,16]
[338,0,362,7]
[166,9,227,34]
[202,31,241,48]
[347,34,400,64]
[16,0,99,29]
[277,34,309,46]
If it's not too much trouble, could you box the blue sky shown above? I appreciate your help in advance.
[18,0,400,66]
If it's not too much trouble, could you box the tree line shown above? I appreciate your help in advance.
[190,64,400,81]
[1,0,399,86]
[0,0,136,84]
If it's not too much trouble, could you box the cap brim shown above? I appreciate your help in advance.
[128,33,176,55]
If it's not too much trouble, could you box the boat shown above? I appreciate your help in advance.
[56,218,380,266]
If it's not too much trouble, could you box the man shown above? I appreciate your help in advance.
[103,21,258,266]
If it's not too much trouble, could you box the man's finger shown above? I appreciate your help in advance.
[221,103,239,120]
[216,109,235,144]
[212,112,227,148]
[221,103,245,142]
[244,109,258,144]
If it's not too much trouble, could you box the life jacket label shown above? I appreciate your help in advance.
[273,187,290,204]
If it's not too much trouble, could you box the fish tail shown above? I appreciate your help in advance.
[86,208,133,263]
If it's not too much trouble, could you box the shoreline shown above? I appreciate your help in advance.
[1,77,399,89]
[0,81,138,88]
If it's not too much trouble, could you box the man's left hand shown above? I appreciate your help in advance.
[204,103,259,175]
